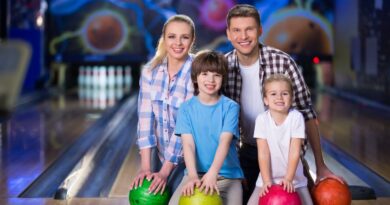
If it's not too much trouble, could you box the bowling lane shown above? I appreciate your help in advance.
[313,91,390,182]
[0,89,107,198]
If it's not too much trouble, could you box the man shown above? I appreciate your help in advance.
[223,4,342,203]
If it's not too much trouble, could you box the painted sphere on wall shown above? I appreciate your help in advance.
[263,15,332,56]
[86,14,124,51]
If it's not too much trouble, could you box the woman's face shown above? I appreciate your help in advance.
[164,21,194,62]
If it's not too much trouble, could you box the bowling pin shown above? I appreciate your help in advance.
[78,66,86,88]
[107,66,116,89]
[124,65,133,93]
[116,66,124,89]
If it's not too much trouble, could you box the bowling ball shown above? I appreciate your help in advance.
[179,187,222,205]
[312,178,351,205]
[259,184,301,205]
[128,178,170,205]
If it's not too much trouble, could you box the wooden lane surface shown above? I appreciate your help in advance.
[109,138,140,197]
[0,93,102,198]
[314,92,390,182]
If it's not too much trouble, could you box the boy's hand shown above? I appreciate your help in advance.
[200,171,219,195]
[181,176,201,196]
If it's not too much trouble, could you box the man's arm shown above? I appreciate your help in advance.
[306,119,344,183]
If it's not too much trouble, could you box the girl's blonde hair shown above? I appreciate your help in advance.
[263,74,294,97]
[149,14,195,69]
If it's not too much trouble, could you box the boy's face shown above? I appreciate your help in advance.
[264,81,292,113]
[226,17,262,57]
[197,71,223,97]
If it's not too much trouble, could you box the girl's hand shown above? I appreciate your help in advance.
[129,170,152,190]
[200,171,219,195]
[181,176,201,196]
[280,178,294,193]
[260,181,272,196]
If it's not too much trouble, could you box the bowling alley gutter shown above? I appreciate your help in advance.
[19,91,138,199]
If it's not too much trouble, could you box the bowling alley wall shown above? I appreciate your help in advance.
[332,1,390,105]
[2,0,389,106]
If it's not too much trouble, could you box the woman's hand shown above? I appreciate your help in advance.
[129,169,152,190]
[148,171,169,195]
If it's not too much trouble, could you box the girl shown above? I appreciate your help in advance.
[247,74,312,205]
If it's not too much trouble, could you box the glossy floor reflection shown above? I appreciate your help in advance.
[0,91,105,198]
[314,91,390,182]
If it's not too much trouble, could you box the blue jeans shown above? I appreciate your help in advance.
[150,148,185,195]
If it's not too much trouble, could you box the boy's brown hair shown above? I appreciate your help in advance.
[191,50,228,96]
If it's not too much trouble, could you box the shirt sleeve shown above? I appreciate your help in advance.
[175,102,191,136]
[137,68,157,149]
[287,58,317,121]
[253,113,267,139]
[222,101,240,139]
[291,110,306,139]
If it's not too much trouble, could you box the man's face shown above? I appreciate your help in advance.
[226,17,262,57]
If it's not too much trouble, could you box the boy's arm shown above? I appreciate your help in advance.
[209,132,233,175]
[201,132,233,195]
[182,134,198,178]
[181,133,201,196]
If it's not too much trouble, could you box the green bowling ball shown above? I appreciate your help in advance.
[179,188,222,205]
[129,179,170,205]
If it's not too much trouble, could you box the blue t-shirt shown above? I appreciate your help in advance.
[175,95,243,179]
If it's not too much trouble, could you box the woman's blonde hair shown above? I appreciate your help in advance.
[148,14,195,69]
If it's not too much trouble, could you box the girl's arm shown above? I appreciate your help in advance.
[282,138,302,193]
[200,132,233,195]
[181,133,201,196]
[257,138,272,196]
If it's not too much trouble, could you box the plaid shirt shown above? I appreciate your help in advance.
[224,44,317,143]
[137,55,194,164]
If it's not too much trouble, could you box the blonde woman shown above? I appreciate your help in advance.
[129,14,196,196]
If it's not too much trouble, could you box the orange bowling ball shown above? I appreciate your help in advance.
[312,178,351,205]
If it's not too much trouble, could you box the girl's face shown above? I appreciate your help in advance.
[263,81,292,113]
[164,21,194,62]
[197,71,223,97]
